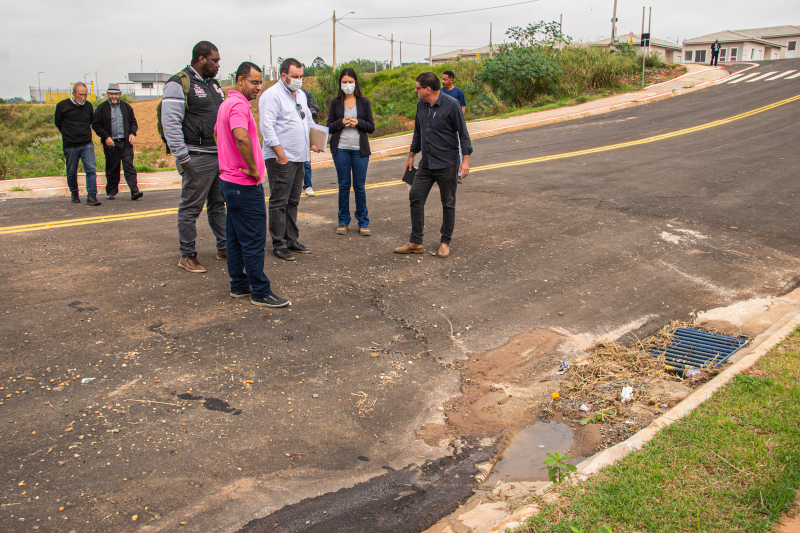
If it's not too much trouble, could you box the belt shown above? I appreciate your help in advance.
[187,150,217,156]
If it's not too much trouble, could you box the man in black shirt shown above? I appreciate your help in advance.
[395,72,472,258]
[54,82,101,206]
[92,83,143,201]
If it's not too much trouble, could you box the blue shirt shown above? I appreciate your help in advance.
[442,86,466,108]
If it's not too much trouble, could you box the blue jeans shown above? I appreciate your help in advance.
[332,149,369,227]
[63,143,97,195]
[219,180,272,299]
[303,161,312,189]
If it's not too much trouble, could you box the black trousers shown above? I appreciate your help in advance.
[408,165,458,245]
[711,52,719,66]
[103,139,139,196]
[265,159,304,251]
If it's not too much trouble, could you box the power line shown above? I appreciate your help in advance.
[272,15,331,37]
[348,0,539,20]
[337,21,480,49]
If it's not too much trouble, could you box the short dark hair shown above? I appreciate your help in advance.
[192,41,219,63]
[442,70,455,80]
[280,58,303,76]
[416,72,440,91]
[236,61,262,81]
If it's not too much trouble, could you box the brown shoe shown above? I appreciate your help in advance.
[336,225,348,235]
[437,243,450,258]
[394,242,424,254]
[178,254,207,273]
[216,250,227,260]
[359,227,371,236]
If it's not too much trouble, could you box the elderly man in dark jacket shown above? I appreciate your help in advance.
[91,83,143,200]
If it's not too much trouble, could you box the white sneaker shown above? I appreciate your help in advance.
[304,187,315,197]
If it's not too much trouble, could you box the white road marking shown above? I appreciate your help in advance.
[746,72,778,82]
[728,73,760,83]
[764,70,796,80]
[715,72,746,84]
[786,71,800,79]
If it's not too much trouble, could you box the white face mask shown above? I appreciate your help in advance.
[284,76,303,92]
[341,82,355,95]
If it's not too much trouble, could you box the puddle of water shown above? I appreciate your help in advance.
[488,421,574,483]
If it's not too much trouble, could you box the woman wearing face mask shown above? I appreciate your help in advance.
[327,68,375,236]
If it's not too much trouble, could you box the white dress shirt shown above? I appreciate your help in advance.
[259,80,315,162]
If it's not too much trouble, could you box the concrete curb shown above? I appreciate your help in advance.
[481,295,800,533]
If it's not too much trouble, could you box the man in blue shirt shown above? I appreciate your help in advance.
[441,70,467,183]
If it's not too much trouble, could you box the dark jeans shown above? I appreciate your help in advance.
[408,165,458,245]
[711,52,719,66]
[219,180,272,299]
[265,159,304,250]
[176,153,227,258]
[303,161,312,189]
[63,143,97,196]
[332,149,370,227]
[103,139,139,196]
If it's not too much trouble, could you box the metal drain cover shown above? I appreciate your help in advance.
[649,327,749,372]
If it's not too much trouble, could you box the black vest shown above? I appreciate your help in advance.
[169,67,225,149]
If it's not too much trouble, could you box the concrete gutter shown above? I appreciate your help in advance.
[0,64,730,200]
[425,288,800,533]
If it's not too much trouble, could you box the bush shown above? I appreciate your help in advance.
[478,46,563,106]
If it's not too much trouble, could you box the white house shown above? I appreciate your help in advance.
[589,34,683,63]
[682,25,799,63]
[128,73,170,100]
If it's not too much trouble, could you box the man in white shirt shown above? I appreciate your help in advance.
[259,58,319,261]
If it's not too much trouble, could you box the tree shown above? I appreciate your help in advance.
[311,56,327,68]
[505,21,572,50]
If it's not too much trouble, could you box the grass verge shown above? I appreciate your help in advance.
[516,327,800,533]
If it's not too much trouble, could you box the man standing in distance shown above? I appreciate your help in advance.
[710,39,721,66]
[162,41,227,273]
[441,70,467,184]
[259,58,319,261]
[215,62,290,308]
[54,82,101,206]
[395,72,472,259]
[91,83,143,201]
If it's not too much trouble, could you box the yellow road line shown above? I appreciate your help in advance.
[2,94,797,236]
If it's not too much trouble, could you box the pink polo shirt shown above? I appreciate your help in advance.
[215,90,265,185]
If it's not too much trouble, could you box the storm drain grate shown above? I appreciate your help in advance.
[649,327,749,372]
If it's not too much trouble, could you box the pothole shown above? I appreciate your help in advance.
[487,421,574,484]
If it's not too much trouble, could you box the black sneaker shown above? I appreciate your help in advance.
[71,192,81,204]
[131,192,144,201]
[107,193,116,200]
[288,242,312,254]
[230,287,252,298]
[273,248,295,261]
[87,195,102,206]
[251,294,291,308]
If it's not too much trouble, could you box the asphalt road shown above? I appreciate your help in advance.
[2,58,799,533]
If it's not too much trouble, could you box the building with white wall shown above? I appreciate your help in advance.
[589,34,683,63]
[682,25,799,63]
[128,73,170,100]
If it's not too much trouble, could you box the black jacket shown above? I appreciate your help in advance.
[92,100,138,142]
[327,97,375,157]
[167,67,224,150]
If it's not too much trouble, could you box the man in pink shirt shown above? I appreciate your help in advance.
[215,62,290,308]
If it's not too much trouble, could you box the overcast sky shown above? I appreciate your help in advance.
[2,0,798,99]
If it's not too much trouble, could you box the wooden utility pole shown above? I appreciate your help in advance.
[269,35,273,80]
[559,14,563,50]
[391,33,394,69]
[399,42,402,67]
[332,10,336,69]
[641,7,646,87]
[489,23,493,58]
[611,0,618,41]
[648,7,652,55]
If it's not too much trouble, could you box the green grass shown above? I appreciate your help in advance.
[515,328,800,533]
[9,184,31,191]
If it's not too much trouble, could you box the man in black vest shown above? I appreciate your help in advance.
[161,41,227,273]
[92,84,143,200]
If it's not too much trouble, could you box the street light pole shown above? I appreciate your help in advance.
[611,0,618,41]
[37,71,43,103]
[429,30,432,66]
[391,34,394,69]
[269,35,273,80]
[332,10,336,69]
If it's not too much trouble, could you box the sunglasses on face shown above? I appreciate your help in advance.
[296,103,305,119]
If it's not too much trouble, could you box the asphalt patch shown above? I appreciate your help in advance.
[237,444,495,533]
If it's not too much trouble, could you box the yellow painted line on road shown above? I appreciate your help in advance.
[2,94,798,236]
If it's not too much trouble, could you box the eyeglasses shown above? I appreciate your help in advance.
[245,78,263,87]
[296,103,305,119]
[414,86,428,92]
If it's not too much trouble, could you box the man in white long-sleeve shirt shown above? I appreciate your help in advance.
[161,41,227,273]
[259,58,319,261]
